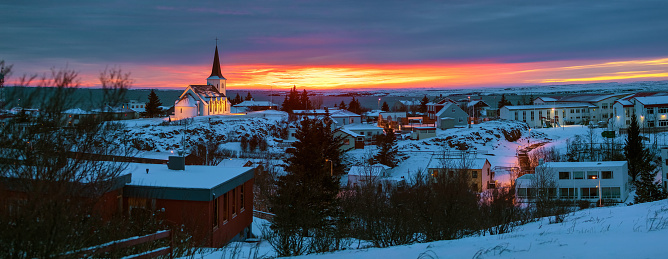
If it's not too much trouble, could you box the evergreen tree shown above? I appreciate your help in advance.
[144,89,162,118]
[625,115,665,202]
[373,126,399,167]
[498,94,512,110]
[348,97,361,114]
[300,89,311,110]
[281,86,301,112]
[339,101,347,110]
[269,117,344,256]
[233,93,243,105]
[419,95,429,113]
[381,101,390,112]
[245,92,253,101]
[625,115,646,182]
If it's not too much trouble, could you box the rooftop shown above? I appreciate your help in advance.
[126,163,252,189]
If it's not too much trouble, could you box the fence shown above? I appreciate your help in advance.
[70,229,172,258]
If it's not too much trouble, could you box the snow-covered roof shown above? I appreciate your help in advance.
[539,161,627,168]
[126,163,252,189]
[380,112,407,118]
[427,157,490,170]
[542,94,625,103]
[467,100,490,108]
[399,100,421,106]
[336,128,362,137]
[502,103,596,110]
[343,123,384,131]
[189,85,226,99]
[234,100,278,107]
[536,97,558,102]
[348,164,391,176]
[63,108,92,114]
[633,96,668,106]
[363,110,382,117]
[434,103,463,117]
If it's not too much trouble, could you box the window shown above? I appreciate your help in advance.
[240,185,245,211]
[581,188,599,199]
[452,108,455,112]
[231,189,236,217]
[602,104,608,109]
[559,172,570,179]
[223,193,228,222]
[471,171,478,179]
[559,188,577,199]
[601,171,613,179]
[602,187,621,199]
[547,188,557,198]
[646,108,654,114]
[539,111,543,118]
[530,111,534,121]
[659,107,668,113]
[648,121,655,127]
[587,171,598,179]
[471,183,478,191]
[659,120,668,127]
[213,197,219,228]
[344,139,350,145]
[515,112,518,120]
[570,109,574,113]
[518,188,528,198]
[573,171,584,179]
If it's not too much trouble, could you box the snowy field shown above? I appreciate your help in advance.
[191,199,668,259]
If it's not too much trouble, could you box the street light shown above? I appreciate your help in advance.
[593,175,601,207]
[378,98,381,110]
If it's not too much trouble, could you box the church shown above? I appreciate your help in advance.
[172,46,231,120]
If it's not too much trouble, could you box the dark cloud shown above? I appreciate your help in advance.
[1,0,667,68]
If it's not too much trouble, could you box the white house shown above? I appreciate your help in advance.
[516,161,629,203]
[426,156,494,192]
[434,103,468,129]
[342,123,384,143]
[500,103,596,128]
[347,164,395,188]
[172,46,231,120]
[292,109,361,127]
[534,93,627,123]
[632,96,668,130]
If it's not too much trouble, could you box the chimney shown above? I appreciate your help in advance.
[168,156,185,170]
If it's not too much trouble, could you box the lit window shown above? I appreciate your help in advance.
[587,171,598,179]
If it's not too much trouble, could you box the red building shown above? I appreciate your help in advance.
[122,161,254,247]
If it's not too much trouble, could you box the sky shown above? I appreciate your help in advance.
[1,0,668,90]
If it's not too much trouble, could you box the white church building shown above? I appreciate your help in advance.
[172,46,231,120]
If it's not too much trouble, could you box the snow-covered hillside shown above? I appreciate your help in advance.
[291,199,668,259]
[196,199,668,259]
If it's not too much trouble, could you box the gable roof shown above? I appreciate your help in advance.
[435,103,464,117]
[633,96,668,106]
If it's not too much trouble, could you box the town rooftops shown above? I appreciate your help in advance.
[540,93,626,103]
[502,103,596,110]
[293,109,360,117]
[343,123,384,131]
[427,157,490,170]
[348,164,391,176]
[124,163,253,201]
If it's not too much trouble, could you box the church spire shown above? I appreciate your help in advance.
[209,45,224,79]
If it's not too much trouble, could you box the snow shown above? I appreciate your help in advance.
[192,200,668,259]
[634,96,668,105]
[126,163,251,189]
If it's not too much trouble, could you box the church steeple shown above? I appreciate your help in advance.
[207,44,227,95]
[209,45,225,79]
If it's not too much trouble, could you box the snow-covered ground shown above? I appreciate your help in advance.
[193,199,668,259]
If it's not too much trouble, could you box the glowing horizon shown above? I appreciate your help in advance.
[6,56,668,90]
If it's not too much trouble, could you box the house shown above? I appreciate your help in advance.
[378,111,408,131]
[427,156,493,192]
[292,109,361,127]
[426,98,457,120]
[515,161,629,203]
[362,110,382,124]
[232,100,279,112]
[334,128,364,150]
[172,46,231,120]
[499,103,596,128]
[632,96,668,130]
[411,126,436,140]
[62,108,94,126]
[467,100,491,122]
[91,106,139,120]
[347,164,396,188]
[534,93,627,124]
[434,103,468,129]
[123,158,254,247]
[122,100,146,113]
[342,123,384,144]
